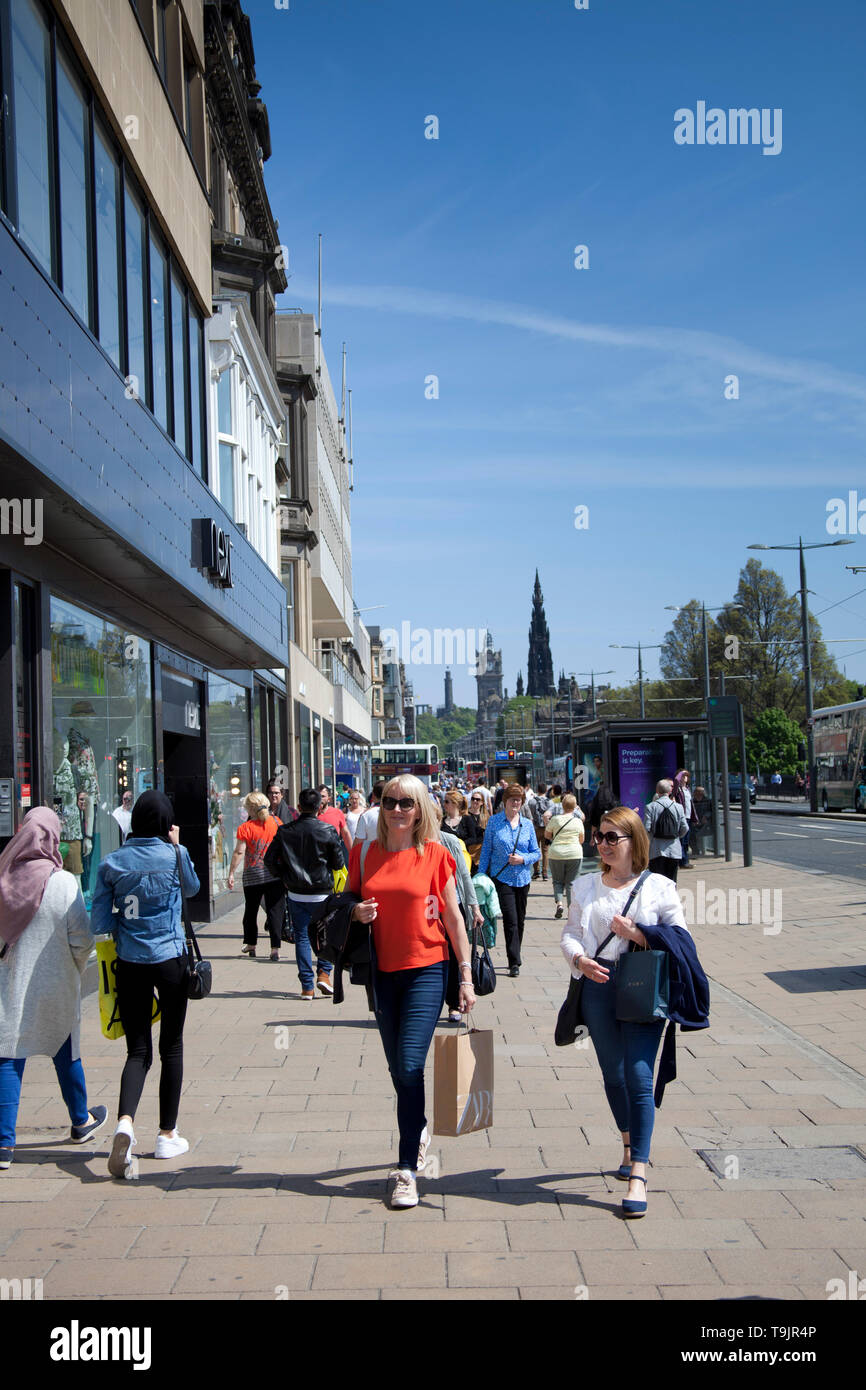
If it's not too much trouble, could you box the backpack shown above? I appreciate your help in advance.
[654,799,681,840]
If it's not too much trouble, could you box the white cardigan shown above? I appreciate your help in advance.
[0,870,93,1059]
[560,871,689,979]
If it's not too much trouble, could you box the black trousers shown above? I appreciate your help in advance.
[494,878,530,969]
[649,856,679,884]
[242,880,286,950]
[115,953,189,1131]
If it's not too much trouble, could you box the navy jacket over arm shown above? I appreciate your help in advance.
[635,919,711,1108]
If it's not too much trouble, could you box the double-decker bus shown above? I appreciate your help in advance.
[370,743,440,788]
[813,700,866,811]
[464,760,486,787]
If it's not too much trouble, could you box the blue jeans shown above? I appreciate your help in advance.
[372,958,448,1170]
[0,1035,89,1148]
[581,966,665,1163]
[680,829,691,865]
[289,898,334,991]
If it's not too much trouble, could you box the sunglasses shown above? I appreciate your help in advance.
[593,831,631,847]
[381,796,416,811]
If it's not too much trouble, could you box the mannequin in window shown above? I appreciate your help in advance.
[68,728,100,871]
[53,736,82,885]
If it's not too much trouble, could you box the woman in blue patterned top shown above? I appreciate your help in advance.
[477,783,540,977]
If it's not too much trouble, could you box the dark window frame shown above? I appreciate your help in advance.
[1,0,205,470]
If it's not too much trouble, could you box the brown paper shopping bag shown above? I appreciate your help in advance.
[433,1022,494,1137]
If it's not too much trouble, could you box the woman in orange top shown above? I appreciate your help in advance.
[349,774,477,1209]
[228,792,285,961]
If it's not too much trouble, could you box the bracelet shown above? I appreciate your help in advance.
[458,980,472,988]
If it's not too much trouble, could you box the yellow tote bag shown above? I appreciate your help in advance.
[332,866,348,893]
[95,937,160,1041]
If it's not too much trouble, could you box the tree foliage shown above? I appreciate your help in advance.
[743,707,803,776]
[416,707,476,753]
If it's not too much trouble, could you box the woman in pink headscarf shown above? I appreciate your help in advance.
[0,808,106,1168]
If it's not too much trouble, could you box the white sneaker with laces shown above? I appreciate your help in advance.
[417,1126,433,1172]
[153,1130,190,1160]
[389,1167,419,1208]
[108,1120,138,1181]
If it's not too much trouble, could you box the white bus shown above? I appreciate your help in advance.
[370,744,440,789]
[813,700,866,811]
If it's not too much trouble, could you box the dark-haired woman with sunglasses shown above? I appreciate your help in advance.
[560,805,688,1219]
[348,775,476,1210]
[464,792,489,871]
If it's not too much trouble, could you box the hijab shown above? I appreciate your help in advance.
[130,790,174,840]
[0,807,64,948]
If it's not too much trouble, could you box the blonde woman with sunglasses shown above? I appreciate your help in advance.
[348,776,476,1209]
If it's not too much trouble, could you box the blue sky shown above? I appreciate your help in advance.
[249,0,866,706]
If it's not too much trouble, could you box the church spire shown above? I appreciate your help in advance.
[527,570,554,697]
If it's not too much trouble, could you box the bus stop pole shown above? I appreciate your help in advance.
[719,672,732,862]
[702,606,720,858]
[738,698,752,868]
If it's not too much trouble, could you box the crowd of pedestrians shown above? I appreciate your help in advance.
[0,763,708,1219]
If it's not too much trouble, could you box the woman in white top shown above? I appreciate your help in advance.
[544,793,584,920]
[345,789,366,842]
[560,804,688,1218]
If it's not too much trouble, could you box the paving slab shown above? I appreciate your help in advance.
[3,863,866,1303]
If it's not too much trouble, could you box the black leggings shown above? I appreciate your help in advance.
[115,954,189,1131]
[243,880,286,950]
[494,879,530,969]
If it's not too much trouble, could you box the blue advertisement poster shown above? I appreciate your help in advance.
[615,739,679,812]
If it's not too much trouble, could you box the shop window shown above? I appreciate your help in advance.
[149,229,169,430]
[124,180,150,405]
[56,51,91,326]
[50,595,154,908]
[207,673,250,898]
[10,0,53,273]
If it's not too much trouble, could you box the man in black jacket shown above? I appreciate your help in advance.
[264,787,344,999]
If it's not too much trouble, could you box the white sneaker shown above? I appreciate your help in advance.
[417,1126,433,1172]
[389,1167,419,1208]
[153,1130,190,1160]
[108,1120,138,1181]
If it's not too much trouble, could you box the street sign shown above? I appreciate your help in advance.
[707,695,740,739]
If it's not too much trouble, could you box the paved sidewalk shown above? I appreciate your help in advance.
[1,856,865,1301]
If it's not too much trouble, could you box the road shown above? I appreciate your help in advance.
[716,806,866,882]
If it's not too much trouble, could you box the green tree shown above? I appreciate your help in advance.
[743,707,803,777]
[416,707,476,754]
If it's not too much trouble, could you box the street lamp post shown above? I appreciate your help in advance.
[748,537,854,814]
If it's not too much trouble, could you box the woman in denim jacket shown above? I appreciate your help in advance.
[91,791,199,1180]
[477,783,540,977]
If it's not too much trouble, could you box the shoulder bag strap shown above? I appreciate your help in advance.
[360,837,372,886]
[174,843,202,963]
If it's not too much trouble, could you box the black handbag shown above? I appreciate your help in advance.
[615,944,670,1023]
[174,845,212,1000]
[470,922,496,996]
[554,871,649,1046]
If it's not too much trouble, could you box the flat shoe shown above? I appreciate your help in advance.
[622,1175,647,1217]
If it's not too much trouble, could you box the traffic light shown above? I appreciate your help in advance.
[229,764,243,797]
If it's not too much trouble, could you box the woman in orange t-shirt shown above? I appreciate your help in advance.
[227,792,284,961]
[348,774,476,1209]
